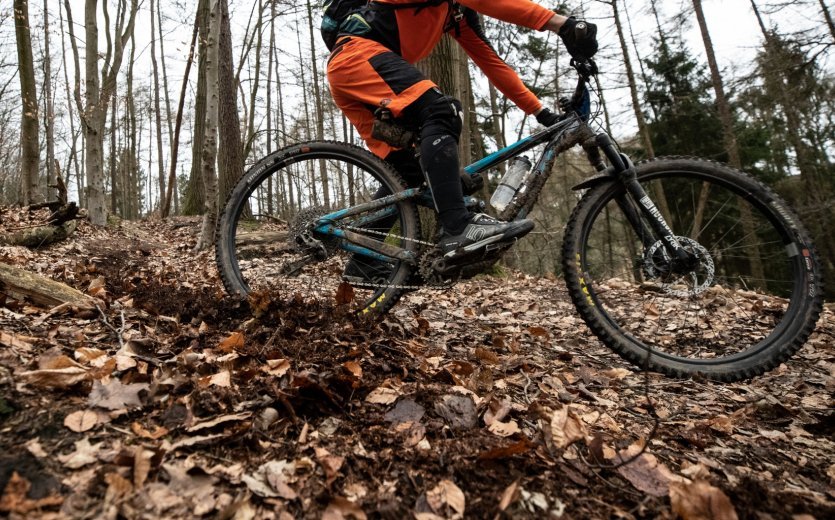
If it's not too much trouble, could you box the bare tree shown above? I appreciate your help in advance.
[161,7,200,218]
[14,0,41,204]
[42,0,56,199]
[195,0,221,251]
[150,0,166,213]
[216,0,245,206]
[65,0,139,226]
[692,0,765,281]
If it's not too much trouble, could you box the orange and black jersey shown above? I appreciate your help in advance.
[343,0,554,114]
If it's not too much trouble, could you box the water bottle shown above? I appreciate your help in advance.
[490,155,532,212]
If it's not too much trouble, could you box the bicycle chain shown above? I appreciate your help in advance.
[342,225,456,290]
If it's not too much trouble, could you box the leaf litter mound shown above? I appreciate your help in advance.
[0,210,833,519]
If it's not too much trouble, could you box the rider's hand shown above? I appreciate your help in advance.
[559,16,598,61]
[535,107,561,127]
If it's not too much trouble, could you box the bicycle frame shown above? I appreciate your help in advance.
[313,70,696,269]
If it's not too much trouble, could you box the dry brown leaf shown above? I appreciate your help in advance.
[474,347,499,365]
[25,439,48,459]
[601,367,631,380]
[64,410,100,432]
[103,472,133,505]
[263,358,291,377]
[425,479,466,519]
[131,422,169,440]
[187,412,252,432]
[74,347,107,363]
[0,331,34,349]
[528,326,549,338]
[19,358,88,388]
[488,420,520,438]
[242,460,298,499]
[365,386,400,405]
[133,448,155,488]
[669,480,738,520]
[613,443,684,497]
[543,405,587,450]
[497,479,521,513]
[57,438,103,469]
[0,471,64,514]
[315,447,345,485]
[343,361,362,379]
[198,370,232,388]
[218,331,244,352]
[335,282,355,305]
[88,378,147,410]
[322,497,367,520]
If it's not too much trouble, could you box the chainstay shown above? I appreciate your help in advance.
[341,226,454,290]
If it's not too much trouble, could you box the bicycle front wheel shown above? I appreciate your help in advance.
[563,157,823,381]
[215,141,420,316]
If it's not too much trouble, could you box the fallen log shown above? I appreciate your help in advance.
[0,220,77,248]
[0,262,96,309]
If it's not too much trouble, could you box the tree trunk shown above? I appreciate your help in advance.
[693,0,764,284]
[820,0,835,44]
[161,12,199,218]
[195,0,221,251]
[14,0,41,205]
[182,0,210,216]
[243,0,264,160]
[306,0,329,206]
[73,0,138,226]
[59,3,82,206]
[42,0,56,201]
[216,0,245,207]
[150,0,166,213]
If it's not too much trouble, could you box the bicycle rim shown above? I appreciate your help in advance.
[564,157,822,380]
[216,141,419,315]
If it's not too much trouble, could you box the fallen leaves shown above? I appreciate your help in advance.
[63,409,101,432]
[242,460,302,500]
[18,354,88,388]
[0,210,832,519]
[540,404,587,451]
[669,480,738,520]
[57,438,103,469]
[88,378,147,410]
[0,472,64,514]
[613,443,684,497]
[417,480,466,520]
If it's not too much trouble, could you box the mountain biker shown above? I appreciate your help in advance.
[326,0,598,280]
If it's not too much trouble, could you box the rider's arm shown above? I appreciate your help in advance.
[452,9,544,115]
[457,0,566,32]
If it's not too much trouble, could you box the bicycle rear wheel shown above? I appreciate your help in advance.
[215,141,420,315]
[563,157,823,381]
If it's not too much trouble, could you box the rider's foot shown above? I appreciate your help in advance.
[438,213,534,260]
[342,256,394,285]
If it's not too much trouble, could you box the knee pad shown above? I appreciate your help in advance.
[413,89,463,142]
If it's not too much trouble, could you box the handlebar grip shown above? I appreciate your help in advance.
[574,21,588,39]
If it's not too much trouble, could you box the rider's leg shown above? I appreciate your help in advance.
[328,38,532,260]
[403,88,535,257]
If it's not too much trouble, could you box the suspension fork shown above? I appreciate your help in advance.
[596,134,694,266]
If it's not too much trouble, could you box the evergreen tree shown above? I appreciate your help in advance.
[643,36,724,160]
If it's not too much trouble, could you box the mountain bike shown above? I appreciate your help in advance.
[215,59,823,381]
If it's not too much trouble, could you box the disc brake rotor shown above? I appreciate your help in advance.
[644,236,715,297]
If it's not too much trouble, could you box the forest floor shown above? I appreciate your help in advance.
[0,209,833,520]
